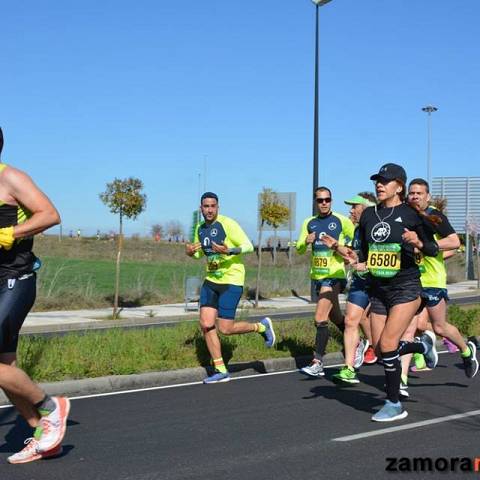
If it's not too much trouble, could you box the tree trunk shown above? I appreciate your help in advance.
[273,227,278,265]
[113,211,123,319]
[255,221,264,308]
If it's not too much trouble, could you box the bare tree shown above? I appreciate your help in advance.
[165,220,184,242]
[151,223,164,240]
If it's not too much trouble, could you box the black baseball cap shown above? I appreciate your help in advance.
[200,191,218,203]
[370,163,407,183]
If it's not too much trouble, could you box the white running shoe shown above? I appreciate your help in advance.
[354,339,370,369]
[300,360,325,377]
[7,438,62,464]
[36,397,71,453]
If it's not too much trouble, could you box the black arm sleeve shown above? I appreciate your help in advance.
[416,217,439,257]
[357,211,369,263]
[434,212,456,238]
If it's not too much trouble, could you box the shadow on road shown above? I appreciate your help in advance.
[0,410,79,455]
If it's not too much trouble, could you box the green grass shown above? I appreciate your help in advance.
[18,305,480,383]
[18,319,339,382]
[31,235,473,311]
[33,236,312,310]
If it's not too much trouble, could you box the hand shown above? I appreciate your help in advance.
[343,248,358,264]
[402,228,423,249]
[352,262,367,272]
[319,233,338,250]
[212,241,229,254]
[306,232,316,245]
[185,242,201,256]
[0,226,15,250]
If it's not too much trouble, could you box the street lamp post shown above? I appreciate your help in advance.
[311,0,332,215]
[422,105,438,185]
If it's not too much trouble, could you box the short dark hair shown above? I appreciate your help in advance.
[409,178,430,193]
[358,191,377,204]
[200,192,218,203]
[314,186,332,198]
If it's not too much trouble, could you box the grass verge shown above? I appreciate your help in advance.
[18,305,480,383]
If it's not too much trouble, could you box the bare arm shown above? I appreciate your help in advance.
[437,233,461,251]
[3,167,60,239]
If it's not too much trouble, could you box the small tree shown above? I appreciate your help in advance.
[255,188,290,307]
[100,177,147,319]
[151,223,164,240]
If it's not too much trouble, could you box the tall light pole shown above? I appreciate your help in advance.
[422,105,438,185]
[311,0,332,215]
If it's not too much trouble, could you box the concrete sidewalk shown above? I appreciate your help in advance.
[20,280,480,335]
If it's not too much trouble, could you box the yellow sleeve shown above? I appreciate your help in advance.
[340,215,355,246]
[225,217,253,254]
[192,223,204,259]
[296,217,311,255]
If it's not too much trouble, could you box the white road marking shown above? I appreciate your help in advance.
[0,363,344,409]
[332,410,480,442]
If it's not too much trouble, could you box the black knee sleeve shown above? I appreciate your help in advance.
[201,324,216,334]
[315,321,329,360]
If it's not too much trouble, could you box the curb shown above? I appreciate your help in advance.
[0,352,344,406]
[1,337,478,407]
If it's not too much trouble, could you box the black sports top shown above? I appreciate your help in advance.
[357,203,439,282]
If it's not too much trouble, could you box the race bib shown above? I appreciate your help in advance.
[367,243,401,278]
[312,250,333,276]
[206,254,224,278]
[414,251,426,273]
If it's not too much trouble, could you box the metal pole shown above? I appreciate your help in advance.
[422,105,437,185]
[427,112,431,184]
[312,3,319,215]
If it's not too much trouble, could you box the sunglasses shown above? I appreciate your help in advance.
[316,197,331,204]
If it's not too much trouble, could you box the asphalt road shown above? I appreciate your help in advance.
[1,353,479,480]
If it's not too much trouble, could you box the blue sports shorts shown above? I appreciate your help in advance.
[200,280,243,320]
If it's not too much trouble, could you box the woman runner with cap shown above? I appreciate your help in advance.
[353,163,440,421]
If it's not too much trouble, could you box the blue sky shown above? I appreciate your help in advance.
[2,0,479,240]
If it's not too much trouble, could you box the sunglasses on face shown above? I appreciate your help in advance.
[316,197,331,204]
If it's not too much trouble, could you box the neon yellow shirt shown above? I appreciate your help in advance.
[296,211,355,280]
[193,214,253,286]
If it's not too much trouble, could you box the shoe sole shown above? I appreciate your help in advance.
[8,445,62,464]
[372,410,408,422]
[466,341,479,378]
[300,369,325,378]
[399,390,410,398]
[332,376,359,385]
[38,397,71,454]
[423,331,438,369]
[410,366,432,372]
[263,317,276,348]
[203,376,231,384]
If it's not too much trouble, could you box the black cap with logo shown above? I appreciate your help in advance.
[370,163,407,183]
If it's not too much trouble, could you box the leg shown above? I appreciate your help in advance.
[399,315,417,397]
[359,307,373,345]
[343,302,365,367]
[380,298,421,404]
[370,312,386,355]
[0,353,41,428]
[199,307,222,361]
[328,282,344,331]
[428,300,467,351]
[314,285,336,359]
